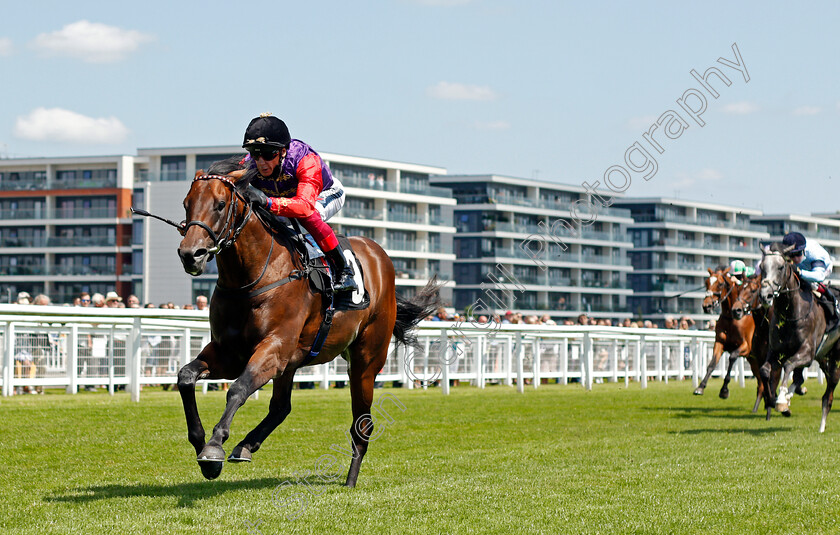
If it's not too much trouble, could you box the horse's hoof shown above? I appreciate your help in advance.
[776,403,789,415]
[795,386,808,396]
[781,409,791,417]
[228,446,252,463]
[198,460,224,480]
[719,389,729,400]
[693,388,705,395]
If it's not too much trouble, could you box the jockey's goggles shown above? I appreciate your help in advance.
[248,148,280,161]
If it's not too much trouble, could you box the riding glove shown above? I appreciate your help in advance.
[242,185,269,208]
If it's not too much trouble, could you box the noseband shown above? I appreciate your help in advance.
[183,174,253,254]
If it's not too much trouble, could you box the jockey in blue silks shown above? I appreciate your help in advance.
[783,231,839,330]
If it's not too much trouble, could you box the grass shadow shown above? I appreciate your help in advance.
[643,406,769,420]
[671,426,790,436]
[45,475,344,508]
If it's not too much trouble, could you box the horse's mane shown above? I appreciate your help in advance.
[205,156,305,270]
[206,155,248,176]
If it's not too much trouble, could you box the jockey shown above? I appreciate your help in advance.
[240,113,358,293]
[782,231,839,330]
[729,259,755,285]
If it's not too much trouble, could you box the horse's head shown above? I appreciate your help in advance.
[732,274,761,320]
[759,242,795,307]
[178,171,249,276]
[703,267,728,313]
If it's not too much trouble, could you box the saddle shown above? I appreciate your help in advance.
[257,207,370,312]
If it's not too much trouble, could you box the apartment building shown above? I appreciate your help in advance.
[752,213,840,285]
[0,155,139,303]
[430,174,635,321]
[613,197,770,321]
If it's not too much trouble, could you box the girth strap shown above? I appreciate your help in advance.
[214,268,306,299]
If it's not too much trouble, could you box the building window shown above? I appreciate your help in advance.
[161,156,186,181]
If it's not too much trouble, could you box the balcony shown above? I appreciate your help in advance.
[0,208,43,220]
[55,208,118,219]
[53,177,118,189]
[342,207,383,220]
[45,235,131,247]
[388,212,427,224]
[0,179,47,191]
[398,182,452,198]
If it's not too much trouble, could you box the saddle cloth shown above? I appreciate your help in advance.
[299,234,370,312]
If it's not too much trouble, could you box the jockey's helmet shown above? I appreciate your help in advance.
[782,232,806,256]
[242,113,291,150]
[729,259,746,275]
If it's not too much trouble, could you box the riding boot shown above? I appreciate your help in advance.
[324,244,358,293]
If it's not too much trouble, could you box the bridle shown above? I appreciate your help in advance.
[705,273,735,310]
[761,251,814,322]
[183,174,254,254]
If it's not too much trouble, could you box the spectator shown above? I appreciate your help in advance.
[540,314,556,325]
[477,315,489,324]
[145,303,156,309]
[679,316,696,330]
[91,293,105,308]
[196,295,208,310]
[78,292,91,307]
[523,315,539,325]
[663,316,676,329]
[705,319,716,331]
[576,314,589,326]
[126,294,141,308]
[15,292,31,305]
[32,294,51,306]
[512,313,523,324]
[183,304,195,310]
[621,318,632,328]
[562,319,575,326]
[105,291,122,308]
[502,311,514,324]
[643,320,654,329]
[431,307,448,321]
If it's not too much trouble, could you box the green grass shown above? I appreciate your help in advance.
[1,380,840,534]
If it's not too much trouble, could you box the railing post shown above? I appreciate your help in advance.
[108,325,116,396]
[321,362,330,390]
[639,335,647,389]
[130,317,142,402]
[655,340,663,383]
[611,339,619,383]
[583,332,593,391]
[476,334,484,389]
[440,328,449,395]
[505,336,513,387]
[67,324,78,395]
[532,338,540,389]
[737,354,745,388]
[515,332,524,394]
[561,338,569,385]
[678,340,686,381]
[3,322,13,397]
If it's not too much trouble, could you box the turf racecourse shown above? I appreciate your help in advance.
[2,382,839,535]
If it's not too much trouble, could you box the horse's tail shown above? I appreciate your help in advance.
[393,276,444,348]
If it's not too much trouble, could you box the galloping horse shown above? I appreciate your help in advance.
[174,159,440,483]
[758,243,840,432]
[732,272,808,412]
[694,267,757,400]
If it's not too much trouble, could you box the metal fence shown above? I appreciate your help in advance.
[0,305,824,400]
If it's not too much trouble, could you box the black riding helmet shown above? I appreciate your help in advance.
[242,113,291,150]
[782,231,806,256]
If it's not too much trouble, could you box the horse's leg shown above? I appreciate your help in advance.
[344,327,391,488]
[819,358,840,433]
[759,358,779,421]
[695,340,725,395]
[776,364,794,416]
[719,349,740,400]
[228,370,296,463]
[177,357,210,455]
[747,356,763,413]
[793,367,808,395]
[197,343,281,479]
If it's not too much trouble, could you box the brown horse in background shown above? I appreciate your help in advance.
[694,267,758,401]
[174,159,440,484]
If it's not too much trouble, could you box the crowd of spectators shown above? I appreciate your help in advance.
[426,308,715,331]
[10,290,209,311]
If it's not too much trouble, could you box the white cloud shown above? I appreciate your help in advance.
[473,120,511,131]
[32,20,153,63]
[0,38,12,56]
[672,168,723,188]
[426,81,498,101]
[722,101,759,114]
[793,106,821,116]
[14,108,129,144]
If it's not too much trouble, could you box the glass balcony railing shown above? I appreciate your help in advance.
[341,207,383,220]
[0,180,47,191]
[0,209,43,220]
[55,208,118,219]
[388,212,427,224]
[45,235,131,247]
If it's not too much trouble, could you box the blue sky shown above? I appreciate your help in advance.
[1,1,838,214]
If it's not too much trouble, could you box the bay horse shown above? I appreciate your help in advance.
[694,267,756,400]
[174,159,441,483]
[758,243,840,432]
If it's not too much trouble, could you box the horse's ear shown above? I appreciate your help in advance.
[759,242,770,255]
[195,170,205,179]
[723,266,730,274]
[708,268,714,275]
[229,169,246,180]
[782,244,795,255]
